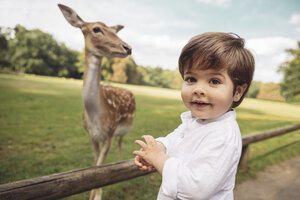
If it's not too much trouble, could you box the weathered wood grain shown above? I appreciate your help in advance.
[242,123,300,146]
[0,159,152,200]
[239,123,300,172]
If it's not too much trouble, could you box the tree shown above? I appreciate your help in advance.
[75,50,114,80]
[101,57,114,81]
[1,24,187,88]
[109,56,142,84]
[6,25,80,78]
[278,41,300,102]
[169,70,183,90]
[111,58,128,83]
[142,66,170,88]
[257,83,285,102]
[246,81,261,98]
[125,56,141,84]
[0,27,12,69]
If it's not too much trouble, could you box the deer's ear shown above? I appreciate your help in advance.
[110,25,124,33]
[58,4,84,28]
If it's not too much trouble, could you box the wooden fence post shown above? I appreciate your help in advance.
[238,123,300,172]
[239,145,250,172]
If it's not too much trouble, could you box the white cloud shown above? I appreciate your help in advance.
[246,37,296,56]
[121,29,187,68]
[1,0,299,84]
[0,0,187,69]
[289,13,300,25]
[195,0,231,7]
[254,68,283,83]
[246,37,297,83]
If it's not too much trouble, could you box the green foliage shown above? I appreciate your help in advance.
[74,50,85,77]
[291,94,300,104]
[102,56,142,84]
[1,25,81,78]
[101,57,114,81]
[126,57,141,85]
[141,66,170,88]
[111,58,128,83]
[278,41,300,102]
[161,69,183,90]
[73,48,180,89]
[0,74,300,199]
[256,83,285,102]
[169,70,184,90]
[0,27,12,69]
[101,56,181,89]
[246,81,261,98]
[0,24,183,89]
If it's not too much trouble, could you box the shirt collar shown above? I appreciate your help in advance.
[181,110,236,125]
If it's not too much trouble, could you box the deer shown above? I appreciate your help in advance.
[58,4,136,200]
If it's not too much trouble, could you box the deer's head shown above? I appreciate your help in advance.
[58,4,131,58]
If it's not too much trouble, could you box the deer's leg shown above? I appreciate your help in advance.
[96,137,113,166]
[88,137,100,200]
[94,188,103,200]
[90,138,112,200]
[89,190,96,200]
[118,136,123,160]
[90,137,100,165]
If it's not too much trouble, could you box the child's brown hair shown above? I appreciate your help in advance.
[178,32,255,108]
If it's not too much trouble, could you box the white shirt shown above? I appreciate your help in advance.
[156,110,242,200]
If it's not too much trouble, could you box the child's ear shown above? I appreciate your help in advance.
[233,84,248,102]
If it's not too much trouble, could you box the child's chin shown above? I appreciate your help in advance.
[191,112,209,119]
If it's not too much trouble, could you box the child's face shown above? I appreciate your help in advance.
[181,66,242,120]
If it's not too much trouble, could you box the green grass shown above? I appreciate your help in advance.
[292,94,300,104]
[0,73,300,199]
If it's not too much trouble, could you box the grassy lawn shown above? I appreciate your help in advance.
[0,73,300,199]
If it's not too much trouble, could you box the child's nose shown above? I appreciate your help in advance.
[193,84,206,96]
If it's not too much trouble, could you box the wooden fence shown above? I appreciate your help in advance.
[238,123,300,171]
[1,123,300,200]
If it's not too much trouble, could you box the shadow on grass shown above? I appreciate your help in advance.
[249,140,300,165]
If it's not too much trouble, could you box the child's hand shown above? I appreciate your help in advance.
[134,154,155,172]
[133,135,169,175]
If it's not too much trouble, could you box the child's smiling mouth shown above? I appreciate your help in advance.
[190,101,211,108]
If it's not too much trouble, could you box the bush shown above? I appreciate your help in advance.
[246,81,261,98]
[257,83,285,102]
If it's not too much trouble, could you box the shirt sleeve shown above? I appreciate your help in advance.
[156,123,184,152]
[160,134,241,199]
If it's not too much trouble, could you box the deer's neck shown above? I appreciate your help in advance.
[82,51,103,117]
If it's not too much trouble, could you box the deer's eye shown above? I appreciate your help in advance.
[93,27,104,34]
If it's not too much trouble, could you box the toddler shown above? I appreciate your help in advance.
[133,32,255,200]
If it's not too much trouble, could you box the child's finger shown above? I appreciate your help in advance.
[134,156,143,167]
[135,140,147,149]
[142,135,156,146]
[148,166,155,171]
[133,150,144,157]
[134,156,151,171]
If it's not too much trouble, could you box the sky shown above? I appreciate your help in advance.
[0,0,300,83]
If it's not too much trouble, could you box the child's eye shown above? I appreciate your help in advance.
[209,79,221,85]
[185,77,196,83]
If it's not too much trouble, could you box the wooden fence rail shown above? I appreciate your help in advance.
[0,160,152,200]
[239,123,300,171]
[1,123,300,200]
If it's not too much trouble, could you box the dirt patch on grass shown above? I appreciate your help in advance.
[234,156,300,200]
